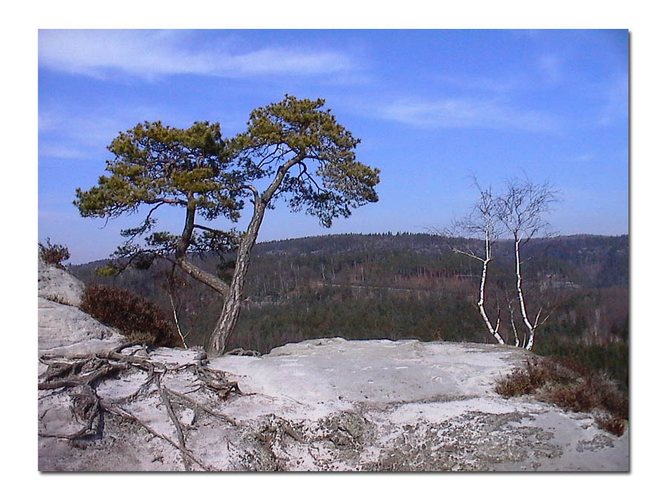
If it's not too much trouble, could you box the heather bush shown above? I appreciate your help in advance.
[535,339,629,391]
[39,238,70,268]
[595,415,627,436]
[495,361,541,397]
[496,357,628,436]
[495,358,578,398]
[80,284,181,348]
[545,378,599,412]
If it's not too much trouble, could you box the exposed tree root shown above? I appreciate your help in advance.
[164,388,239,426]
[158,382,192,471]
[38,343,240,471]
[99,400,216,471]
[39,384,101,440]
[227,347,262,357]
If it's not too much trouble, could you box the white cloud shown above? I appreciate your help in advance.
[377,97,559,133]
[438,74,523,94]
[38,30,354,80]
[39,143,89,160]
[39,109,129,156]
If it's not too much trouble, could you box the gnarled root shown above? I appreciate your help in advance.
[38,344,241,471]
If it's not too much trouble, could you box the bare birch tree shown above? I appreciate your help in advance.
[496,178,558,350]
[448,180,505,345]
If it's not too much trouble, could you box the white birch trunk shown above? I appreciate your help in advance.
[478,256,504,344]
[510,307,521,347]
[460,230,504,345]
[514,238,536,350]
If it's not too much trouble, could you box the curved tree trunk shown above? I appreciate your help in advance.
[207,155,304,355]
[207,200,267,354]
[452,223,504,345]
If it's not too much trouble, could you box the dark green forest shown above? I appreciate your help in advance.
[71,232,629,389]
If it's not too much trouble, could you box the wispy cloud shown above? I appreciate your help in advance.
[39,143,89,160]
[39,106,163,159]
[39,110,122,143]
[597,75,628,126]
[438,74,523,94]
[39,30,355,80]
[376,97,559,133]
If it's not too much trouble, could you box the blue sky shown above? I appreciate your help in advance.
[38,29,628,264]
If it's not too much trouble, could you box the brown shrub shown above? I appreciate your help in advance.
[80,284,181,348]
[495,368,535,397]
[496,358,578,398]
[595,415,626,437]
[545,378,598,413]
[594,375,629,420]
[495,356,629,436]
[39,239,70,268]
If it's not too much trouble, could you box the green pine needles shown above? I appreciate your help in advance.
[74,95,380,353]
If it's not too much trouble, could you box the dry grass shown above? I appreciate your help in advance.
[496,357,628,436]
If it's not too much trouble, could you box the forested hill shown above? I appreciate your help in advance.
[71,232,629,381]
[249,233,629,289]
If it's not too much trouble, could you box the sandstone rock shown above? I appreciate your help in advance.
[38,298,126,358]
[38,259,85,307]
[38,338,629,471]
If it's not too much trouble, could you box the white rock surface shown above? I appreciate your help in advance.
[37,262,629,472]
[38,298,125,358]
[207,339,629,471]
[38,259,85,307]
[38,337,629,471]
[37,260,125,359]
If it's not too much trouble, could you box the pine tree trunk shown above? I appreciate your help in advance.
[207,201,267,355]
[206,155,303,355]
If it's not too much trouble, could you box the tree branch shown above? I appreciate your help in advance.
[174,197,230,296]
[452,248,486,263]
[193,224,232,235]
[175,258,230,296]
[167,288,188,349]
[239,184,261,205]
[297,162,325,193]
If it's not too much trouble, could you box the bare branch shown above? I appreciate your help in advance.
[452,247,486,263]
[167,287,188,349]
